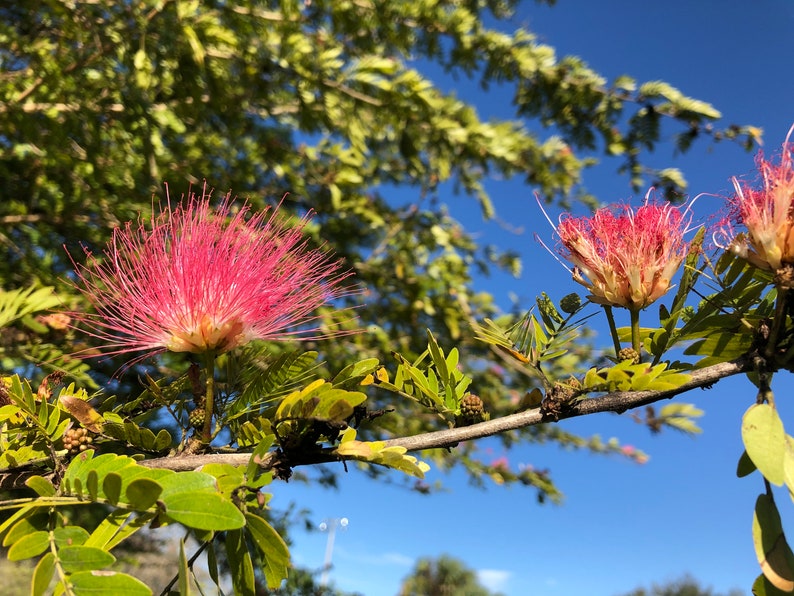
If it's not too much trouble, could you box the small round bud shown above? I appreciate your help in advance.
[618,347,640,364]
[459,394,486,424]
[188,407,206,429]
[559,293,581,314]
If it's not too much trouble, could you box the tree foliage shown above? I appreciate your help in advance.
[0,1,779,595]
[0,0,754,495]
[618,574,743,596]
[398,554,501,596]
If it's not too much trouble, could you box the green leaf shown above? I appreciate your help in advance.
[0,506,36,543]
[53,526,90,548]
[32,552,55,596]
[737,450,757,478]
[161,493,245,531]
[426,330,449,383]
[331,358,379,388]
[86,469,99,500]
[311,388,367,422]
[743,404,786,486]
[178,539,191,596]
[156,471,217,499]
[153,429,172,451]
[658,403,703,435]
[103,472,122,506]
[3,513,47,547]
[0,285,61,329]
[201,463,246,499]
[784,436,794,496]
[753,573,794,596]
[244,513,290,589]
[246,436,275,483]
[206,540,220,586]
[57,545,115,573]
[753,493,794,591]
[234,350,320,415]
[226,529,255,596]
[336,429,430,478]
[124,478,163,510]
[7,530,49,560]
[85,511,153,552]
[68,570,152,595]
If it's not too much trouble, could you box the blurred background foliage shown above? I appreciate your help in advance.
[0,0,757,499]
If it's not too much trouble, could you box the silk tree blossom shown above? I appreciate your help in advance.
[69,184,353,360]
[543,191,691,310]
[720,125,794,271]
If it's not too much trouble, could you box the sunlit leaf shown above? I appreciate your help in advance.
[7,531,49,561]
[161,493,245,531]
[32,552,55,596]
[244,513,290,589]
[58,545,115,573]
[753,494,794,591]
[68,571,152,595]
[743,404,786,486]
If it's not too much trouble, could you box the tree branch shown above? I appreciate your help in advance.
[140,358,747,472]
[0,358,749,485]
[383,358,748,452]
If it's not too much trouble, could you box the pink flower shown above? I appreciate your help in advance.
[490,456,509,470]
[620,445,636,456]
[548,192,690,310]
[620,445,649,464]
[722,125,794,271]
[69,183,352,360]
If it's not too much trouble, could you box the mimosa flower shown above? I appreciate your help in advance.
[721,125,794,271]
[69,183,352,360]
[545,191,690,310]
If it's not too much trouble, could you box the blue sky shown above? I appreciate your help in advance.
[278,2,794,594]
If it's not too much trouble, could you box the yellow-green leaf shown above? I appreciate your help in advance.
[7,531,49,561]
[161,493,245,531]
[753,494,794,591]
[68,571,152,595]
[25,476,55,497]
[124,478,163,510]
[58,545,115,573]
[743,404,786,486]
[32,552,55,596]
[244,513,290,589]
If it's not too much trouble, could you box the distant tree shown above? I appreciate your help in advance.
[398,555,502,596]
[267,565,362,596]
[618,574,744,596]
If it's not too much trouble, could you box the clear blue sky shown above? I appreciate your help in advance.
[279,2,794,594]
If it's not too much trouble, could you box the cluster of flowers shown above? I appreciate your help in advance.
[549,127,794,312]
[71,129,794,362]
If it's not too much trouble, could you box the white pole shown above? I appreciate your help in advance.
[319,517,348,587]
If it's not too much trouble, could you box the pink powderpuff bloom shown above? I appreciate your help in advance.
[721,125,794,271]
[546,191,691,310]
[69,183,353,361]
